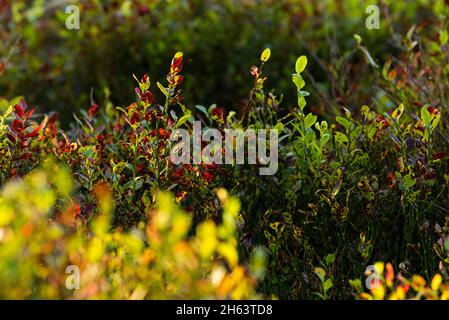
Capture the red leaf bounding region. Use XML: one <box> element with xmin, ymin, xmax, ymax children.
<box><xmin>27</xmin><ymin>125</ymin><xmax>41</xmax><ymax>138</ymax></box>
<box><xmin>11</xmin><ymin>119</ymin><xmax>23</xmax><ymax>132</ymax></box>
<box><xmin>14</xmin><ymin>103</ymin><xmax>25</xmax><ymax>118</ymax></box>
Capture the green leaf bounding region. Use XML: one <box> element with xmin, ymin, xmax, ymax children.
<box><xmin>334</xmin><ymin>132</ymin><xmax>349</xmax><ymax>145</ymax></box>
<box><xmin>294</xmin><ymin>141</ymin><xmax>304</xmax><ymax>155</ymax></box>
<box><xmin>349</xmin><ymin>126</ymin><xmax>362</xmax><ymax>142</ymax></box>
<box><xmin>320</xmin><ymin>133</ymin><xmax>331</xmax><ymax>146</ymax></box>
<box><xmin>349</xmin><ymin>279</ymin><xmax>363</xmax><ymax>292</ymax></box>
<box><xmin>324</xmin><ymin>253</ymin><xmax>336</xmax><ymax>266</ymax></box>
<box><xmin>304</xmin><ymin>113</ymin><xmax>317</xmax><ymax>129</ymax></box>
<box><xmin>323</xmin><ymin>278</ymin><xmax>333</xmax><ymax>292</ymax></box>
<box><xmin>403</xmin><ymin>174</ymin><xmax>416</xmax><ymax>188</ymax></box>
<box><xmin>123</xmin><ymin>178</ymin><xmax>143</xmax><ymax>191</ymax></box>
<box><xmin>421</xmin><ymin>106</ymin><xmax>431</xmax><ymax>126</ymax></box>
<box><xmin>176</xmin><ymin>112</ymin><xmax>192</xmax><ymax>128</ymax></box>
<box><xmin>227</xmin><ymin>111</ymin><xmax>236</xmax><ymax>122</ymax></box>
<box><xmin>78</xmin><ymin>145</ymin><xmax>96</xmax><ymax>159</ymax></box>
<box><xmin>116</xmin><ymin>106</ymin><xmax>127</xmax><ymax>114</ymax></box>
<box><xmin>297</xmin><ymin>95</ymin><xmax>307</xmax><ymax>110</ymax></box>
<box><xmin>431</xmin><ymin>113</ymin><xmax>441</xmax><ymax>130</ymax></box>
<box><xmin>157</xmin><ymin>82</ymin><xmax>168</xmax><ymax>97</ymax></box>
<box><xmin>274</xmin><ymin>122</ymin><xmax>284</xmax><ymax>133</ymax></box>
<box><xmin>292</xmin><ymin>74</ymin><xmax>305</xmax><ymax>90</ymax></box>
<box><xmin>440</xmin><ymin>31</ymin><xmax>448</xmax><ymax>46</ymax></box>
<box><xmin>305</xmin><ymin>129</ymin><xmax>316</xmax><ymax>145</ymax></box>
<box><xmin>295</xmin><ymin>55</ymin><xmax>308</xmax><ymax>73</ymax></box>
<box><xmin>444</xmin><ymin>239</ymin><xmax>449</xmax><ymax>252</ymax></box>
<box><xmin>261</xmin><ymin>48</ymin><xmax>271</xmax><ymax>62</ymax></box>
<box><xmin>336</xmin><ymin>116</ymin><xmax>351</xmax><ymax>132</ymax></box>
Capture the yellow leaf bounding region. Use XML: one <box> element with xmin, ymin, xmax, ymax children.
<box><xmin>360</xmin><ymin>292</ymin><xmax>373</xmax><ymax>300</ymax></box>
<box><xmin>175</xmin><ymin>191</ymin><xmax>187</xmax><ymax>204</ymax></box>
<box><xmin>218</xmin><ymin>242</ymin><xmax>238</xmax><ymax>267</ymax></box>
<box><xmin>87</xmin><ymin>237</ymin><xmax>104</xmax><ymax>262</ymax></box>
<box><xmin>412</xmin><ymin>275</ymin><xmax>426</xmax><ymax>288</ymax></box>
<box><xmin>216</xmin><ymin>188</ymin><xmax>228</xmax><ymax>203</ymax></box>
<box><xmin>174</xmin><ymin>52</ymin><xmax>184</xmax><ymax>59</ymax></box>
<box><xmin>392</xmin><ymin>103</ymin><xmax>404</xmax><ymax>121</ymax></box>
<box><xmin>197</xmin><ymin>221</ymin><xmax>218</xmax><ymax>258</ymax></box>
<box><xmin>0</xmin><ymin>205</ymin><xmax>13</xmax><ymax>226</ymax></box>
<box><xmin>431</xmin><ymin>274</ymin><xmax>442</xmax><ymax>291</ymax></box>
<box><xmin>295</xmin><ymin>55</ymin><xmax>308</xmax><ymax>73</ymax></box>
<box><xmin>260</xmin><ymin>48</ymin><xmax>271</xmax><ymax>62</ymax></box>
<box><xmin>314</xmin><ymin>267</ymin><xmax>326</xmax><ymax>279</ymax></box>
<box><xmin>374</xmin><ymin>262</ymin><xmax>384</xmax><ymax>275</ymax></box>
<box><xmin>441</xmin><ymin>290</ymin><xmax>449</xmax><ymax>300</ymax></box>
<box><xmin>389</xmin><ymin>286</ymin><xmax>406</xmax><ymax>300</ymax></box>
<box><xmin>372</xmin><ymin>283</ymin><xmax>385</xmax><ymax>300</ymax></box>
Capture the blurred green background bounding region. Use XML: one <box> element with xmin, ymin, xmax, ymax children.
<box><xmin>0</xmin><ymin>0</ymin><xmax>441</xmax><ymax>124</ymax></box>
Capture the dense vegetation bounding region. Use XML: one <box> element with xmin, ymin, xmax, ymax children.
<box><xmin>1</xmin><ymin>0</ymin><xmax>449</xmax><ymax>299</ymax></box>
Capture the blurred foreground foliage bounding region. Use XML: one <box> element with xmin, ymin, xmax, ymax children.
<box><xmin>355</xmin><ymin>262</ymin><xmax>449</xmax><ymax>300</ymax></box>
<box><xmin>0</xmin><ymin>161</ymin><xmax>264</xmax><ymax>299</ymax></box>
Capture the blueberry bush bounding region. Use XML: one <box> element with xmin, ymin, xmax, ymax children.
<box><xmin>0</xmin><ymin>0</ymin><xmax>449</xmax><ymax>300</ymax></box>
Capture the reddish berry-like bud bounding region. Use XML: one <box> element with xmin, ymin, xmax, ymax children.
<box><xmin>427</xmin><ymin>106</ymin><xmax>440</xmax><ymax>116</ymax></box>
<box><xmin>88</xmin><ymin>103</ymin><xmax>99</xmax><ymax>117</ymax></box>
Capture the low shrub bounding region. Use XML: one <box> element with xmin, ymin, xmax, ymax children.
<box><xmin>0</xmin><ymin>161</ymin><xmax>263</xmax><ymax>299</ymax></box>
<box><xmin>0</xmin><ymin>1</ymin><xmax>448</xmax><ymax>299</ymax></box>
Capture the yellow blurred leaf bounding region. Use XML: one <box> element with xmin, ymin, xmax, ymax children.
<box><xmin>431</xmin><ymin>274</ymin><xmax>442</xmax><ymax>291</ymax></box>
<box><xmin>260</xmin><ymin>48</ymin><xmax>271</xmax><ymax>62</ymax></box>
<box><xmin>218</xmin><ymin>242</ymin><xmax>238</xmax><ymax>267</ymax></box>
<box><xmin>372</xmin><ymin>283</ymin><xmax>385</xmax><ymax>300</ymax></box>
<box><xmin>374</xmin><ymin>262</ymin><xmax>384</xmax><ymax>275</ymax></box>
<box><xmin>0</xmin><ymin>205</ymin><xmax>13</xmax><ymax>226</ymax></box>
<box><xmin>197</xmin><ymin>221</ymin><xmax>218</xmax><ymax>258</ymax></box>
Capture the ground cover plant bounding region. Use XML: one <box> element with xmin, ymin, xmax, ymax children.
<box><xmin>0</xmin><ymin>0</ymin><xmax>449</xmax><ymax>300</ymax></box>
